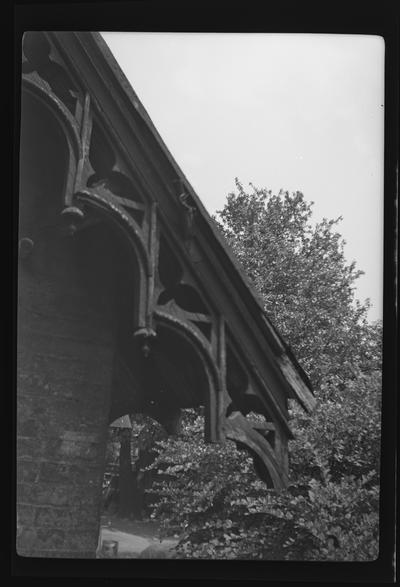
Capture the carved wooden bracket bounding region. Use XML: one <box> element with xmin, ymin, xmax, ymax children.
<box><xmin>224</xmin><ymin>411</ymin><xmax>288</xmax><ymax>490</ymax></box>
<box><xmin>22</xmin><ymin>32</ymin><xmax>81</xmax><ymax>118</ymax></box>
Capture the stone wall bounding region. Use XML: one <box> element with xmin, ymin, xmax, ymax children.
<box><xmin>16</xmin><ymin>86</ymin><xmax>124</xmax><ymax>557</ymax></box>
<box><xmin>17</xmin><ymin>231</ymin><xmax>116</xmax><ymax>557</ymax></box>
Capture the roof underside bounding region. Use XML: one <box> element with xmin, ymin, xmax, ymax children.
<box><xmin>64</xmin><ymin>32</ymin><xmax>316</xmax><ymax>414</ymax></box>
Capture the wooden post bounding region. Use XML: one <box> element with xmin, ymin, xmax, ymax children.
<box><xmin>118</xmin><ymin>428</ymin><xmax>136</xmax><ymax>518</ymax></box>
<box><xmin>217</xmin><ymin>315</ymin><xmax>229</xmax><ymax>441</ymax></box>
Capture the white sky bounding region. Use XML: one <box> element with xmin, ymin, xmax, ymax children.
<box><xmin>101</xmin><ymin>32</ymin><xmax>384</xmax><ymax>321</ymax></box>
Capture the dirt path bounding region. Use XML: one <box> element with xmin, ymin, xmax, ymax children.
<box><xmin>98</xmin><ymin>515</ymin><xmax>179</xmax><ymax>558</ymax></box>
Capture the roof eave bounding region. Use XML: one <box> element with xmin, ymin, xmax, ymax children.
<box><xmin>80</xmin><ymin>32</ymin><xmax>315</xmax><ymax>411</ymax></box>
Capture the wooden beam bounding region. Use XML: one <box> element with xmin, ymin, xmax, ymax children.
<box><xmin>277</xmin><ymin>354</ymin><xmax>317</xmax><ymax>413</ymax></box>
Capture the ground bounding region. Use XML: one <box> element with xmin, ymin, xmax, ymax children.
<box><xmin>98</xmin><ymin>514</ymin><xmax>179</xmax><ymax>558</ymax></box>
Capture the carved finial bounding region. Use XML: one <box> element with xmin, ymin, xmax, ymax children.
<box><xmin>133</xmin><ymin>327</ymin><xmax>157</xmax><ymax>358</ymax></box>
<box><xmin>60</xmin><ymin>206</ymin><xmax>85</xmax><ymax>236</ymax></box>
<box><xmin>174</xmin><ymin>179</ymin><xmax>196</xmax><ymax>239</ymax></box>
<box><xmin>18</xmin><ymin>237</ymin><xmax>34</xmax><ymax>259</ymax></box>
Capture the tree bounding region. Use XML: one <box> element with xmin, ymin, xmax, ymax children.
<box><xmin>215</xmin><ymin>179</ymin><xmax>381</xmax><ymax>386</ymax></box>
<box><xmin>145</xmin><ymin>181</ymin><xmax>382</xmax><ymax>560</ymax></box>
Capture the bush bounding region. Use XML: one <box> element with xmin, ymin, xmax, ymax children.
<box><xmin>146</xmin><ymin>366</ymin><xmax>381</xmax><ymax>561</ymax></box>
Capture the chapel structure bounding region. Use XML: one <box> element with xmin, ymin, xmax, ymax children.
<box><xmin>17</xmin><ymin>31</ymin><xmax>316</xmax><ymax>558</ymax></box>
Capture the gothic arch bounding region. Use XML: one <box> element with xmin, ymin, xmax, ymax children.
<box><xmin>21</xmin><ymin>78</ymin><xmax>82</xmax><ymax>175</ymax></box>
<box><xmin>19</xmin><ymin>84</ymin><xmax>76</xmax><ymax>240</ymax></box>
<box><xmin>154</xmin><ymin>310</ymin><xmax>221</xmax><ymax>442</ymax></box>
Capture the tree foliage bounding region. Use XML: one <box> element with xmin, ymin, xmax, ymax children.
<box><xmin>216</xmin><ymin>180</ymin><xmax>381</xmax><ymax>386</ymax></box>
<box><xmin>144</xmin><ymin>181</ymin><xmax>382</xmax><ymax>561</ymax></box>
